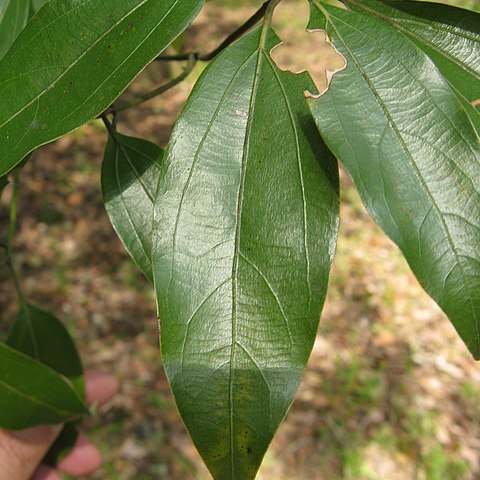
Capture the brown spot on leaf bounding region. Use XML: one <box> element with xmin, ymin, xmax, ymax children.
<box><xmin>472</xmin><ymin>99</ymin><xmax>480</xmax><ymax>108</ymax></box>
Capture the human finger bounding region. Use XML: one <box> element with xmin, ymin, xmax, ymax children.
<box><xmin>0</xmin><ymin>424</ymin><xmax>62</xmax><ymax>480</ymax></box>
<box><xmin>85</xmin><ymin>371</ymin><xmax>119</xmax><ymax>407</ymax></box>
<box><xmin>57</xmin><ymin>433</ymin><xmax>102</xmax><ymax>477</ymax></box>
<box><xmin>30</xmin><ymin>464</ymin><xmax>62</xmax><ymax>480</ymax></box>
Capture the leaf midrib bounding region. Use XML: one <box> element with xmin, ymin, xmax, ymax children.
<box><xmin>0</xmin><ymin>377</ymin><xmax>77</xmax><ymax>417</ymax></box>
<box><xmin>113</xmin><ymin>141</ymin><xmax>151</xmax><ymax>268</ymax></box>
<box><xmin>230</xmin><ymin>25</ymin><xmax>272</xmax><ymax>476</ymax></box>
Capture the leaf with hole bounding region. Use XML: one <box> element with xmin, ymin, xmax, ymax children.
<box><xmin>153</xmin><ymin>25</ymin><xmax>339</xmax><ymax>479</ymax></box>
<box><xmin>102</xmin><ymin>132</ymin><xmax>163</xmax><ymax>282</ymax></box>
<box><xmin>308</xmin><ymin>1</ymin><xmax>480</xmax><ymax>357</ymax></box>
<box><xmin>0</xmin><ymin>0</ymin><xmax>205</xmax><ymax>176</ymax></box>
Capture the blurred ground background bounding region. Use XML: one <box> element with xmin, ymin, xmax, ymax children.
<box><xmin>1</xmin><ymin>0</ymin><xmax>480</xmax><ymax>478</ymax></box>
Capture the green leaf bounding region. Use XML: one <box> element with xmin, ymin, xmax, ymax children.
<box><xmin>0</xmin><ymin>0</ymin><xmax>30</xmax><ymax>60</ymax></box>
<box><xmin>0</xmin><ymin>342</ymin><xmax>88</xmax><ymax>430</ymax></box>
<box><xmin>153</xmin><ymin>25</ymin><xmax>339</xmax><ymax>479</ymax></box>
<box><xmin>308</xmin><ymin>2</ymin><xmax>480</xmax><ymax>357</ymax></box>
<box><xmin>343</xmin><ymin>0</ymin><xmax>480</xmax><ymax>105</ymax></box>
<box><xmin>7</xmin><ymin>303</ymin><xmax>84</xmax><ymax>396</ymax></box>
<box><xmin>43</xmin><ymin>422</ymin><xmax>79</xmax><ymax>466</ymax></box>
<box><xmin>30</xmin><ymin>0</ymin><xmax>49</xmax><ymax>14</ymax></box>
<box><xmin>6</xmin><ymin>304</ymin><xmax>86</xmax><ymax>460</ymax></box>
<box><xmin>0</xmin><ymin>0</ymin><xmax>205</xmax><ymax>176</ymax></box>
<box><xmin>102</xmin><ymin>132</ymin><xmax>163</xmax><ymax>283</ymax></box>
<box><xmin>0</xmin><ymin>175</ymin><xmax>7</xmax><ymax>192</ymax></box>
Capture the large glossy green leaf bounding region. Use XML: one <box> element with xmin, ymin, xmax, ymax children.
<box><xmin>0</xmin><ymin>0</ymin><xmax>205</xmax><ymax>176</ymax></box>
<box><xmin>152</xmin><ymin>25</ymin><xmax>339</xmax><ymax>479</ymax></box>
<box><xmin>0</xmin><ymin>342</ymin><xmax>88</xmax><ymax>429</ymax></box>
<box><xmin>343</xmin><ymin>0</ymin><xmax>480</xmax><ymax>104</ymax></box>
<box><xmin>102</xmin><ymin>132</ymin><xmax>163</xmax><ymax>283</ymax></box>
<box><xmin>0</xmin><ymin>0</ymin><xmax>29</xmax><ymax>60</ymax></box>
<box><xmin>7</xmin><ymin>303</ymin><xmax>84</xmax><ymax>396</ymax></box>
<box><xmin>309</xmin><ymin>2</ymin><xmax>480</xmax><ymax>357</ymax></box>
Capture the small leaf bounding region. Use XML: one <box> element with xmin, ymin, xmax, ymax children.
<box><xmin>0</xmin><ymin>0</ymin><xmax>205</xmax><ymax>176</ymax></box>
<box><xmin>7</xmin><ymin>303</ymin><xmax>84</xmax><ymax>396</ymax></box>
<box><xmin>309</xmin><ymin>1</ymin><xmax>480</xmax><ymax>357</ymax></box>
<box><xmin>0</xmin><ymin>0</ymin><xmax>30</xmax><ymax>60</ymax></box>
<box><xmin>0</xmin><ymin>175</ymin><xmax>7</xmax><ymax>192</ymax></box>
<box><xmin>102</xmin><ymin>132</ymin><xmax>163</xmax><ymax>282</ymax></box>
<box><xmin>0</xmin><ymin>342</ymin><xmax>88</xmax><ymax>430</ymax></box>
<box><xmin>343</xmin><ymin>0</ymin><xmax>480</xmax><ymax>104</ymax></box>
<box><xmin>153</xmin><ymin>25</ymin><xmax>339</xmax><ymax>479</ymax></box>
<box><xmin>6</xmin><ymin>303</ymin><xmax>85</xmax><ymax>460</ymax></box>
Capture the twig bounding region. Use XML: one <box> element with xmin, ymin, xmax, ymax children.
<box><xmin>102</xmin><ymin>0</ymin><xmax>281</xmax><ymax>115</ymax></box>
<box><xmin>101</xmin><ymin>113</ymin><xmax>114</xmax><ymax>134</ymax></box>
<box><xmin>107</xmin><ymin>53</ymin><xmax>197</xmax><ymax>114</ymax></box>
<box><xmin>3</xmin><ymin>171</ymin><xmax>27</xmax><ymax>306</ymax></box>
<box><xmin>6</xmin><ymin>171</ymin><xmax>19</xmax><ymax>259</ymax></box>
<box><xmin>156</xmin><ymin>0</ymin><xmax>272</xmax><ymax>63</ymax></box>
<box><xmin>200</xmin><ymin>0</ymin><xmax>271</xmax><ymax>61</ymax></box>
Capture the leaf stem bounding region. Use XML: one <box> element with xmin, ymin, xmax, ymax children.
<box><xmin>107</xmin><ymin>53</ymin><xmax>197</xmax><ymax>114</ymax></box>
<box><xmin>3</xmin><ymin>171</ymin><xmax>27</xmax><ymax>307</ymax></box>
<box><xmin>6</xmin><ymin>171</ymin><xmax>20</xmax><ymax>259</ymax></box>
<box><xmin>199</xmin><ymin>0</ymin><xmax>272</xmax><ymax>61</ymax></box>
<box><xmin>100</xmin><ymin>113</ymin><xmax>116</xmax><ymax>137</ymax></box>
<box><xmin>6</xmin><ymin>259</ymin><xmax>26</xmax><ymax>307</ymax></box>
<box><xmin>105</xmin><ymin>0</ymin><xmax>283</xmax><ymax>115</ymax></box>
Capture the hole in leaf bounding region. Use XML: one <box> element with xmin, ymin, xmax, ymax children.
<box><xmin>472</xmin><ymin>99</ymin><xmax>480</xmax><ymax>109</ymax></box>
<box><xmin>270</xmin><ymin>0</ymin><xmax>347</xmax><ymax>98</ymax></box>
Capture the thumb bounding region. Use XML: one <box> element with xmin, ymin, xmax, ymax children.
<box><xmin>0</xmin><ymin>424</ymin><xmax>62</xmax><ymax>480</ymax></box>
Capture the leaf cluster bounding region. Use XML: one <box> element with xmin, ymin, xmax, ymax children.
<box><xmin>0</xmin><ymin>0</ymin><xmax>478</xmax><ymax>478</ymax></box>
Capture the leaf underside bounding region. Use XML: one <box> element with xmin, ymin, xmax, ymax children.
<box><xmin>102</xmin><ymin>132</ymin><xmax>163</xmax><ymax>283</ymax></box>
<box><xmin>309</xmin><ymin>1</ymin><xmax>480</xmax><ymax>358</ymax></box>
<box><xmin>343</xmin><ymin>0</ymin><xmax>480</xmax><ymax>104</ymax></box>
<box><xmin>153</xmin><ymin>25</ymin><xmax>339</xmax><ymax>479</ymax></box>
<box><xmin>0</xmin><ymin>0</ymin><xmax>205</xmax><ymax>176</ymax></box>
